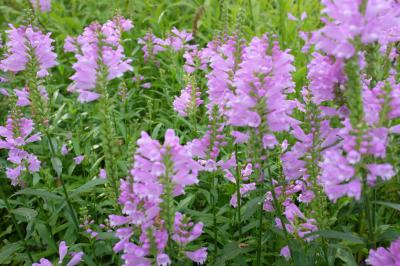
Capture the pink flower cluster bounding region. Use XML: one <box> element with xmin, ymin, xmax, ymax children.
<box><xmin>0</xmin><ymin>25</ymin><xmax>57</xmax><ymax>77</ymax></box>
<box><xmin>318</xmin><ymin>73</ymin><xmax>400</xmax><ymax>201</ymax></box>
<box><xmin>314</xmin><ymin>0</ymin><xmax>400</xmax><ymax>59</ymax></box>
<box><xmin>0</xmin><ymin>116</ymin><xmax>41</xmax><ymax>186</ymax></box>
<box><xmin>226</xmin><ymin>35</ymin><xmax>297</xmax><ymax>136</ymax></box>
<box><xmin>65</xmin><ymin>16</ymin><xmax>133</xmax><ymax>102</ymax></box>
<box><xmin>109</xmin><ymin>129</ymin><xmax>206</xmax><ymax>265</ymax></box>
<box><xmin>183</xmin><ymin>46</ymin><xmax>208</xmax><ymax>74</ymax></box>
<box><xmin>138</xmin><ymin>27</ymin><xmax>196</xmax><ymax>61</ymax></box>
<box><xmin>204</xmin><ymin>36</ymin><xmax>238</xmax><ymax>114</ymax></box>
<box><xmin>173</xmin><ymin>84</ymin><xmax>203</xmax><ymax>117</ymax></box>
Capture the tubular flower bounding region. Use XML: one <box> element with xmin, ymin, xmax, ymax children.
<box><xmin>366</xmin><ymin>238</ymin><xmax>400</xmax><ymax>266</ymax></box>
<box><xmin>0</xmin><ymin>116</ymin><xmax>41</xmax><ymax>186</ymax></box>
<box><xmin>0</xmin><ymin>25</ymin><xmax>57</xmax><ymax>77</ymax></box>
<box><xmin>109</xmin><ymin>129</ymin><xmax>205</xmax><ymax>265</ymax></box>
<box><xmin>15</xmin><ymin>87</ymin><xmax>31</xmax><ymax>107</ymax></box>
<box><xmin>185</xmin><ymin>248</ymin><xmax>208</xmax><ymax>265</ymax></box>
<box><xmin>65</xmin><ymin>16</ymin><xmax>133</xmax><ymax>103</ymax></box>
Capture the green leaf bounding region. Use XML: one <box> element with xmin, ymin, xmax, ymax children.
<box><xmin>13</xmin><ymin>188</ymin><xmax>63</xmax><ymax>201</ymax></box>
<box><xmin>0</xmin><ymin>242</ymin><xmax>23</xmax><ymax>264</ymax></box>
<box><xmin>305</xmin><ymin>230</ymin><xmax>365</xmax><ymax>244</ymax></box>
<box><xmin>51</xmin><ymin>157</ymin><xmax>63</xmax><ymax>177</ymax></box>
<box><xmin>151</xmin><ymin>123</ymin><xmax>163</xmax><ymax>139</ymax></box>
<box><xmin>12</xmin><ymin>207</ymin><xmax>38</xmax><ymax>222</ymax></box>
<box><xmin>0</xmin><ymin>225</ymin><xmax>13</xmax><ymax>238</ymax></box>
<box><xmin>215</xmin><ymin>241</ymin><xmax>251</xmax><ymax>264</ymax></box>
<box><xmin>242</xmin><ymin>196</ymin><xmax>263</xmax><ymax>221</ymax></box>
<box><xmin>176</xmin><ymin>194</ymin><xmax>194</xmax><ymax>210</ymax></box>
<box><xmin>35</xmin><ymin>222</ymin><xmax>58</xmax><ymax>252</ymax></box>
<box><xmin>70</xmin><ymin>178</ymin><xmax>107</xmax><ymax>198</ymax></box>
<box><xmin>376</xmin><ymin>225</ymin><xmax>400</xmax><ymax>242</ymax></box>
<box><xmin>373</xmin><ymin>201</ymin><xmax>400</xmax><ymax>211</ymax></box>
<box><xmin>336</xmin><ymin>248</ymin><xmax>358</xmax><ymax>266</ymax></box>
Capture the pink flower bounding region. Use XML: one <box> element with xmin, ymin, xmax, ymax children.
<box><xmin>66</xmin><ymin>252</ymin><xmax>84</xmax><ymax>266</ymax></box>
<box><xmin>15</xmin><ymin>87</ymin><xmax>30</xmax><ymax>107</ymax></box>
<box><xmin>99</xmin><ymin>168</ymin><xmax>107</xmax><ymax>179</ymax></box>
<box><xmin>61</xmin><ymin>144</ymin><xmax>69</xmax><ymax>155</ymax></box>
<box><xmin>231</xmin><ymin>131</ymin><xmax>249</xmax><ymax>144</ymax></box>
<box><xmin>366</xmin><ymin>163</ymin><xmax>395</xmax><ymax>185</ymax></box>
<box><xmin>280</xmin><ymin>246</ymin><xmax>291</xmax><ymax>260</ymax></box>
<box><xmin>30</xmin><ymin>0</ymin><xmax>51</xmax><ymax>12</ymax></box>
<box><xmin>157</xmin><ymin>253</ymin><xmax>171</xmax><ymax>266</ymax></box>
<box><xmin>32</xmin><ymin>259</ymin><xmax>52</xmax><ymax>266</ymax></box>
<box><xmin>366</xmin><ymin>238</ymin><xmax>400</xmax><ymax>265</ymax></box>
<box><xmin>73</xmin><ymin>155</ymin><xmax>84</xmax><ymax>165</ymax></box>
<box><xmin>185</xmin><ymin>247</ymin><xmax>208</xmax><ymax>265</ymax></box>
<box><xmin>141</xmin><ymin>82</ymin><xmax>152</xmax><ymax>89</ymax></box>
<box><xmin>59</xmin><ymin>241</ymin><xmax>68</xmax><ymax>264</ymax></box>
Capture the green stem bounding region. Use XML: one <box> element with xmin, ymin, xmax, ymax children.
<box><xmin>97</xmin><ymin>74</ymin><xmax>120</xmax><ymax>204</ymax></box>
<box><xmin>362</xmin><ymin>179</ymin><xmax>375</xmax><ymax>248</ymax></box>
<box><xmin>46</xmin><ymin>132</ymin><xmax>80</xmax><ymax>231</ymax></box>
<box><xmin>60</xmin><ymin>174</ymin><xmax>80</xmax><ymax>231</ymax></box>
<box><xmin>265</xmin><ymin>153</ymin><xmax>292</xmax><ymax>263</ymax></box>
<box><xmin>0</xmin><ymin>184</ymin><xmax>34</xmax><ymax>263</ymax></box>
<box><xmin>162</xmin><ymin>153</ymin><xmax>174</xmax><ymax>256</ymax></box>
<box><xmin>256</xmin><ymin>195</ymin><xmax>263</xmax><ymax>266</ymax></box>
<box><xmin>211</xmin><ymin>171</ymin><xmax>218</xmax><ymax>263</ymax></box>
<box><xmin>234</xmin><ymin>145</ymin><xmax>242</xmax><ymax>241</ymax></box>
<box><xmin>254</xmin><ymin>129</ymin><xmax>264</xmax><ymax>265</ymax></box>
<box><xmin>254</xmin><ymin>130</ymin><xmax>291</xmax><ymax>265</ymax></box>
